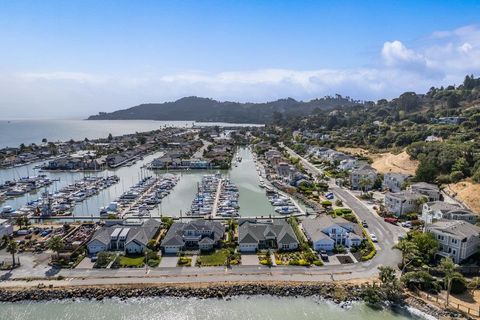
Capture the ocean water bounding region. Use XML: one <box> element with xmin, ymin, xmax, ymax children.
<box><xmin>0</xmin><ymin>296</ymin><xmax>424</xmax><ymax>320</ymax></box>
<box><xmin>0</xmin><ymin>119</ymin><xmax>262</xmax><ymax>148</ymax></box>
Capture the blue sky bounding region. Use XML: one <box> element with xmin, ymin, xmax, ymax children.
<box><xmin>0</xmin><ymin>0</ymin><xmax>479</xmax><ymax>118</ymax></box>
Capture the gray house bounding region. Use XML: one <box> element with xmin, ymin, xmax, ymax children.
<box><xmin>350</xmin><ymin>162</ymin><xmax>377</xmax><ymax>191</ymax></box>
<box><xmin>409</xmin><ymin>182</ymin><xmax>440</xmax><ymax>201</ymax></box>
<box><xmin>160</xmin><ymin>220</ymin><xmax>225</xmax><ymax>254</ymax></box>
<box><xmin>87</xmin><ymin>219</ymin><xmax>161</xmax><ymax>255</ymax></box>
<box><xmin>427</xmin><ymin>220</ymin><xmax>480</xmax><ymax>263</ymax></box>
<box><xmin>384</xmin><ymin>191</ymin><xmax>425</xmax><ymax>216</ymax></box>
<box><xmin>238</xmin><ymin>219</ymin><xmax>299</xmax><ymax>252</ymax></box>
<box><xmin>383</xmin><ymin>172</ymin><xmax>410</xmax><ymax>192</ymax></box>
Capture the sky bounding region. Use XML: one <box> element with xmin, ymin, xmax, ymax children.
<box><xmin>0</xmin><ymin>0</ymin><xmax>480</xmax><ymax>119</ymax></box>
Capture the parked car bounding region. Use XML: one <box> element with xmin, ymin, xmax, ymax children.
<box><xmin>362</xmin><ymin>220</ymin><xmax>368</xmax><ymax>228</ymax></box>
<box><xmin>384</xmin><ymin>217</ymin><xmax>398</xmax><ymax>225</ymax></box>
<box><xmin>90</xmin><ymin>256</ymin><xmax>98</xmax><ymax>262</ymax></box>
<box><xmin>401</xmin><ymin>221</ymin><xmax>412</xmax><ymax>228</ymax></box>
<box><xmin>320</xmin><ymin>250</ymin><xmax>329</xmax><ymax>262</ymax></box>
<box><xmin>370</xmin><ymin>233</ymin><xmax>378</xmax><ymax>242</ymax></box>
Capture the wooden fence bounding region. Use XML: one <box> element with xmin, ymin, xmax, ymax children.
<box><xmin>415</xmin><ymin>291</ymin><xmax>480</xmax><ymax>317</ymax></box>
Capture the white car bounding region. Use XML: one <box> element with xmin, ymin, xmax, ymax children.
<box><xmin>370</xmin><ymin>233</ymin><xmax>378</xmax><ymax>242</ymax></box>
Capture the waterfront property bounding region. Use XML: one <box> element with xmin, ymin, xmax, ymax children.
<box><xmin>302</xmin><ymin>216</ymin><xmax>363</xmax><ymax>251</ymax></box>
<box><xmin>426</xmin><ymin>220</ymin><xmax>480</xmax><ymax>264</ymax></box>
<box><xmin>238</xmin><ymin>219</ymin><xmax>299</xmax><ymax>252</ymax></box>
<box><xmin>160</xmin><ymin>220</ymin><xmax>225</xmax><ymax>254</ymax></box>
<box><xmin>87</xmin><ymin>219</ymin><xmax>161</xmax><ymax>254</ymax></box>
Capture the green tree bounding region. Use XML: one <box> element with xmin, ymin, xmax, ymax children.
<box><xmin>439</xmin><ymin>257</ymin><xmax>462</xmax><ymax>306</ymax></box>
<box><xmin>410</xmin><ymin>232</ymin><xmax>439</xmax><ymax>264</ymax></box>
<box><xmin>47</xmin><ymin>236</ymin><xmax>65</xmax><ymax>260</ymax></box>
<box><xmin>393</xmin><ymin>239</ymin><xmax>418</xmax><ymax>271</ymax></box>
<box><xmin>6</xmin><ymin>240</ymin><xmax>18</xmax><ymax>267</ymax></box>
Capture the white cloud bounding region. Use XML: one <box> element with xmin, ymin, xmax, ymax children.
<box><xmin>1</xmin><ymin>25</ymin><xmax>480</xmax><ymax>119</ymax></box>
<box><xmin>381</xmin><ymin>40</ymin><xmax>425</xmax><ymax>67</ymax></box>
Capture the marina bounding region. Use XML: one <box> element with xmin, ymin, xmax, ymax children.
<box><xmin>0</xmin><ymin>175</ymin><xmax>53</xmax><ymax>202</ymax></box>
<box><xmin>105</xmin><ymin>175</ymin><xmax>179</xmax><ymax>219</ymax></box>
<box><xmin>188</xmin><ymin>174</ymin><xmax>240</xmax><ymax>218</ymax></box>
<box><xmin>1</xmin><ymin>175</ymin><xmax>120</xmax><ymax>218</ymax></box>
<box><xmin>0</xmin><ymin>146</ymin><xmax>308</xmax><ymax>220</ymax></box>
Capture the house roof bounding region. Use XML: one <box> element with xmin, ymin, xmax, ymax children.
<box><xmin>160</xmin><ymin>220</ymin><xmax>225</xmax><ymax>248</ymax></box>
<box><xmin>88</xmin><ymin>219</ymin><xmax>161</xmax><ymax>248</ymax></box>
<box><xmin>428</xmin><ymin>220</ymin><xmax>480</xmax><ymax>239</ymax></box>
<box><xmin>238</xmin><ymin>220</ymin><xmax>299</xmax><ymax>246</ymax></box>
<box><xmin>302</xmin><ymin>216</ymin><xmax>362</xmax><ymax>243</ymax></box>
<box><xmin>426</xmin><ymin>201</ymin><xmax>460</xmax><ymax>213</ymax></box>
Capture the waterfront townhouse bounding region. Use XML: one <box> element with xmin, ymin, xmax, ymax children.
<box><xmin>160</xmin><ymin>220</ymin><xmax>225</xmax><ymax>254</ymax></box>
<box><xmin>238</xmin><ymin>219</ymin><xmax>299</xmax><ymax>252</ymax></box>
<box><xmin>383</xmin><ymin>172</ymin><xmax>410</xmax><ymax>193</ymax></box>
<box><xmin>426</xmin><ymin>220</ymin><xmax>480</xmax><ymax>264</ymax></box>
<box><xmin>302</xmin><ymin>216</ymin><xmax>363</xmax><ymax>251</ymax></box>
<box><xmin>420</xmin><ymin>201</ymin><xmax>477</xmax><ymax>224</ymax></box>
<box><xmin>350</xmin><ymin>162</ymin><xmax>377</xmax><ymax>191</ymax></box>
<box><xmin>408</xmin><ymin>182</ymin><xmax>440</xmax><ymax>201</ymax></box>
<box><xmin>384</xmin><ymin>190</ymin><xmax>425</xmax><ymax>216</ymax></box>
<box><xmin>87</xmin><ymin>219</ymin><xmax>161</xmax><ymax>255</ymax></box>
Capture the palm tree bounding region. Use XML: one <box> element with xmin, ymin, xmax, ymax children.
<box><xmin>6</xmin><ymin>240</ymin><xmax>18</xmax><ymax>268</ymax></box>
<box><xmin>440</xmin><ymin>257</ymin><xmax>462</xmax><ymax>307</ymax></box>
<box><xmin>393</xmin><ymin>239</ymin><xmax>418</xmax><ymax>272</ymax></box>
<box><xmin>359</xmin><ymin>177</ymin><xmax>372</xmax><ymax>195</ymax></box>
<box><xmin>47</xmin><ymin>236</ymin><xmax>65</xmax><ymax>260</ymax></box>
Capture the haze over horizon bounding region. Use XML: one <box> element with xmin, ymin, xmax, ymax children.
<box><xmin>1</xmin><ymin>0</ymin><xmax>480</xmax><ymax>119</ymax></box>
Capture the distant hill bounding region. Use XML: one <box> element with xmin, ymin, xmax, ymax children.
<box><xmin>87</xmin><ymin>96</ymin><xmax>361</xmax><ymax>124</ymax></box>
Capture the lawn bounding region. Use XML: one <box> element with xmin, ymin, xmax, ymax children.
<box><xmin>117</xmin><ymin>255</ymin><xmax>145</xmax><ymax>268</ymax></box>
<box><xmin>197</xmin><ymin>249</ymin><xmax>230</xmax><ymax>266</ymax></box>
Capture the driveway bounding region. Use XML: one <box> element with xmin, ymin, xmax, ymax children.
<box><xmin>75</xmin><ymin>256</ymin><xmax>95</xmax><ymax>269</ymax></box>
<box><xmin>241</xmin><ymin>253</ymin><xmax>260</xmax><ymax>266</ymax></box>
<box><xmin>158</xmin><ymin>255</ymin><xmax>178</xmax><ymax>268</ymax></box>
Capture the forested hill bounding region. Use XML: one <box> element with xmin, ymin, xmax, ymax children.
<box><xmin>87</xmin><ymin>96</ymin><xmax>361</xmax><ymax>124</ymax></box>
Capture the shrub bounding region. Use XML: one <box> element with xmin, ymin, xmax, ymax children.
<box><xmin>450</xmin><ymin>276</ymin><xmax>468</xmax><ymax>294</ymax></box>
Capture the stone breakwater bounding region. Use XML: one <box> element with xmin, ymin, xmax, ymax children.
<box><xmin>0</xmin><ymin>282</ymin><xmax>362</xmax><ymax>303</ymax></box>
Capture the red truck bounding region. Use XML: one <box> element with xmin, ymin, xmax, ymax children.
<box><xmin>384</xmin><ymin>217</ymin><xmax>398</xmax><ymax>225</ymax></box>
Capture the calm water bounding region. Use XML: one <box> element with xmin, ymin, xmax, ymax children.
<box><xmin>0</xmin><ymin>296</ymin><xmax>425</xmax><ymax>320</ymax></box>
<box><xmin>0</xmin><ymin>119</ymin><xmax>263</xmax><ymax>148</ymax></box>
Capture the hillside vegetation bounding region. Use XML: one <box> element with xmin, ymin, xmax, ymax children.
<box><xmin>88</xmin><ymin>95</ymin><xmax>359</xmax><ymax>124</ymax></box>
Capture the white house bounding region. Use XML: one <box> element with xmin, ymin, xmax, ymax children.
<box><xmin>302</xmin><ymin>216</ymin><xmax>363</xmax><ymax>251</ymax></box>
<box><xmin>421</xmin><ymin>201</ymin><xmax>477</xmax><ymax>224</ymax></box>
<box><xmin>383</xmin><ymin>172</ymin><xmax>410</xmax><ymax>193</ymax></box>
<box><xmin>87</xmin><ymin>219</ymin><xmax>161</xmax><ymax>255</ymax></box>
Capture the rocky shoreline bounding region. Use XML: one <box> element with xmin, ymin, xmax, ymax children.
<box><xmin>0</xmin><ymin>282</ymin><xmax>466</xmax><ymax>319</ymax></box>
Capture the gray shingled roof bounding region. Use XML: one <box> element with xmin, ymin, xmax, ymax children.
<box><xmin>428</xmin><ymin>220</ymin><xmax>480</xmax><ymax>239</ymax></box>
<box><xmin>160</xmin><ymin>220</ymin><xmax>225</xmax><ymax>248</ymax></box>
<box><xmin>238</xmin><ymin>220</ymin><xmax>299</xmax><ymax>246</ymax></box>
<box><xmin>89</xmin><ymin>219</ymin><xmax>161</xmax><ymax>248</ymax></box>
